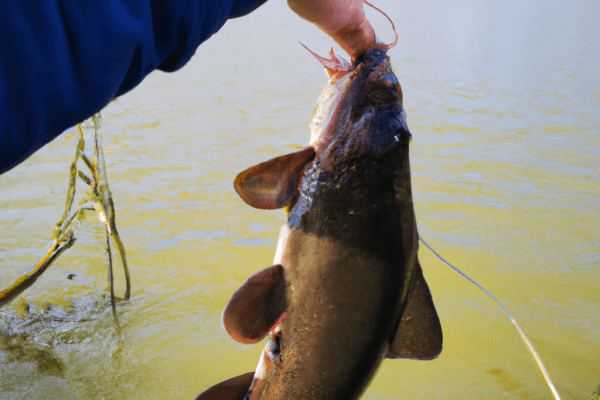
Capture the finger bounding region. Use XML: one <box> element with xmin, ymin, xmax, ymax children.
<box><xmin>288</xmin><ymin>0</ymin><xmax>377</xmax><ymax>59</ymax></box>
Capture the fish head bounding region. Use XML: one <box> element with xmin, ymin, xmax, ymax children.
<box><xmin>232</xmin><ymin>48</ymin><xmax>410</xmax><ymax>214</ymax></box>
<box><xmin>309</xmin><ymin>49</ymin><xmax>410</xmax><ymax>160</ymax></box>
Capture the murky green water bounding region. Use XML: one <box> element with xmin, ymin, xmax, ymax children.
<box><xmin>1</xmin><ymin>1</ymin><xmax>599</xmax><ymax>399</ymax></box>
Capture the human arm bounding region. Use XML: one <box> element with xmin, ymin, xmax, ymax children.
<box><xmin>0</xmin><ymin>0</ymin><xmax>261</xmax><ymax>174</ymax></box>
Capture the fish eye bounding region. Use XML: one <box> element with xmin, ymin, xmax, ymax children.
<box><xmin>380</xmin><ymin>74</ymin><xmax>398</xmax><ymax>85</ymax></box>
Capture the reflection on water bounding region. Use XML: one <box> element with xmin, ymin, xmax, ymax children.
<box><xmin>1</xmin><ymin>0</ymin><xmax>599</xmax><ymax>399</ymax></box>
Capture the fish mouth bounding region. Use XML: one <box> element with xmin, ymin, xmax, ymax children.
<box><xmin>301</xmin><ymin>0</ymin><xmax>399</xmax><ymax>156</ymax></box>
<box><xmin>299</xmin><ymin>43</ymin><xmax>360</xmax><ymax>155</ymax></box>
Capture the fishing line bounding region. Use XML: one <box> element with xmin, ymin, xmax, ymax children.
<box><xmin>419</xmin><ymin>237</ymin><xmax>561</xmax><ymax>400</ymax></box>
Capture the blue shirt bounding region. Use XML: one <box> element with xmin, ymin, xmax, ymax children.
<box><xmin>0</xmin><ymin>0</ymin><xmax>260</xmax><ymax>174</ymax></box>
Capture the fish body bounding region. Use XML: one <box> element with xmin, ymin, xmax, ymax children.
<box><xmin>197</xmin><ymin>49</ymin><xmax>442</xmax><ymax>400</ymax></box>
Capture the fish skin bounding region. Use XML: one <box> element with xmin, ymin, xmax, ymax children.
<box><xmin>197</xmin><ymin>48</ymin><xmax>442</xmax><ymax>400</ymax></box>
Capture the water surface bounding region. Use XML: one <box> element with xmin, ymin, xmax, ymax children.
<box><xmin>1</xmin><ymin>1</ymin><xmax>599</xmax><ymax>399</ymax></box>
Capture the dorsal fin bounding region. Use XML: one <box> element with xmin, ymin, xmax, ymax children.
<box><xmin>386</xmin><ymin>258</ymin><xmax>443</xmax><ymax>360</ymax></box>
<box><xmin>222</xmin><ymin>264</ymin><xmax>288</xmax><ymax>344</ymax></box>
<box><xmin>234</xmin><ymin>147</ymin><xmax>315</xmax><ymax>210</ymax></box>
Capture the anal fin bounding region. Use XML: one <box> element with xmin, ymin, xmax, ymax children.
<box><xmin>195</xmin><ymin>372</ymin><xmax>254</xmax><ymax>400</ymax></box>
<box><xmin>387</xmin><ymin>259</ymin><xmax>443</xmax><ymax>360</ymax></box>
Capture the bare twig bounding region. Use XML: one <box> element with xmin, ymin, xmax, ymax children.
<box><xmin>106</xmin><ymin>229</ymin><xmax>119</xmax><ymax>325</ymax></box>
<box><xmin>90</xmin><ymin>114</ymin><xmax>131</xmax><ymax>301</ymax></box>
<box><xmin>0</xmin><ymin>234</ymin><xmax>76</xmax><ymax>307</ymax></box>
<box><xmin>0</xmin><ymin>113</ymin><xmax>131</xmax><ymax>319</ymax></box>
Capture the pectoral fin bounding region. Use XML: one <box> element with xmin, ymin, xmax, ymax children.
<box><xmin>222</xmin><ymin>264</ymin><xmax>288</xmax><ymax>344</ymax></box>
<box><xmin>234</xmin><ymin>147</ymin><xmax>315</xmax><ymax>209</ymax></box>
<box><xmin>387</xmin><ymin>259</ymin><xmax>443</xmax><ymax>360</ymax></box>
<box><xmin>195</xmin><ymin>372</ymin><xmax>254</xmax><ymax>400</ymax></box>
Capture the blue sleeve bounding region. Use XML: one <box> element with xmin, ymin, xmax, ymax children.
<box><xmin>0</xmin><ymin>0</ymin><xmax>260</xmax><ymax>174</ymax></box>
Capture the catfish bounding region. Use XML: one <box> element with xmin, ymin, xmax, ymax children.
<box><xmin>197</xmin><ymin>45</ymin><xmax>442</xmax><ymax>400</ymax></box>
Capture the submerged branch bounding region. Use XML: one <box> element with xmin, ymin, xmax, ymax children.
<box><xmin>0</xmin><ymin>234</ymin><xmax>76</xmax><ymax>307</ymax></box>
<box><xmin>106</xmin><ymin>229</ymin><xmax>119</xmax><ymax>325</ymax></box>
<box><xmin>1</xmin><ymin>113</ymin><xmax>131</xmax><ymax>318</ymax></box>
<box><xmin>54</xmin><ymin>132</ymin><xmax>84</xmax><ymax>239</ymax></box>
<box><xmin>111</xmin><ymin>225</ymin><xmax>131</xmax><ymax>300</ymax></box>
<box><xmin>91</xmin><ymin>113</ymin><xmax>131</xmax><ymax>300</ymax></box>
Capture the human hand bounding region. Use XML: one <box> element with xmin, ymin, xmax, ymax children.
<box><xmin>287</xmin><ymin>0</ymin><xmax>377</xmax><ymax>60</ymax></box>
